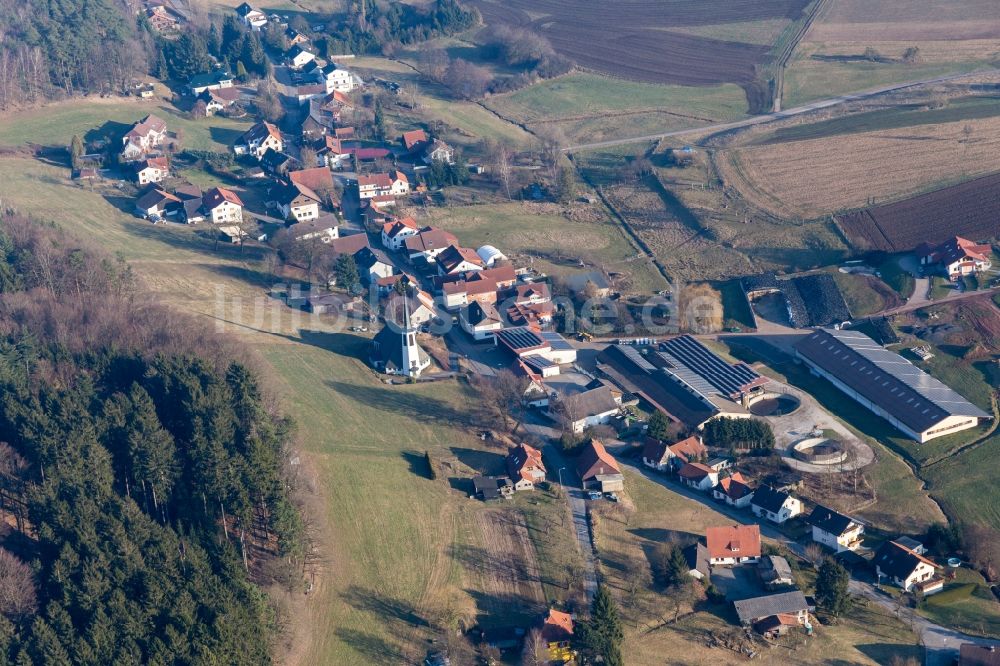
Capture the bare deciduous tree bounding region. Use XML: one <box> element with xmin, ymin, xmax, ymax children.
<box><xmin>0</xmin><ymin>548</ymin><xmax>37</xmax><ymax>621</ymax></box>
<box><xmin>520</xmin><ymin>628</ymin><xmax>546</xmax><ymax>666</ymax></box>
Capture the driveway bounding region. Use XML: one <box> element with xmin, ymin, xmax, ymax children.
<box><xmin>543</xmin><ymin>443</ymin><xmax>598</xmax><ymax>601</ymax></box>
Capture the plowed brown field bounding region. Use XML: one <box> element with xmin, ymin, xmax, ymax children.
<box><xmin>471</xmin><ymin>0</ymin><xmax>809</xmax><ymax>89</ymax></box>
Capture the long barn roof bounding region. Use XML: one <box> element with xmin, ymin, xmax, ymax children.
<box><xmin>795</xmin><ymin>328</ymin><xmax>989</xmax><ymax>434</ymax></box>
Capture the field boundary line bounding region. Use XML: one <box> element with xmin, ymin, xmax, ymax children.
<box><xmin>567</xmin><ymin>153</ymin><xmax>673</xmax><ymax>286</ymax></box>
<box><xmin>771</xmin><ymin>0</ymin><xmax>829</xmax><ymax>112</ymax></box>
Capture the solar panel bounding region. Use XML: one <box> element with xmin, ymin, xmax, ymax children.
<box><xmin>496</xmin><ymin>326</ymin><xmax>544</xmax><ymax>351</ymax></box>
<box><xmin>616</xmin><ymin>344</ymin><xmax>657</xmax><ymax>373</ymax></box>
<box><xmin>659</xmin><ymin>335</ymin><xmax>763</xmax><ymax>398</ymax></box>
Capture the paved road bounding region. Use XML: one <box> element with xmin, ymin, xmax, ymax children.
<box><xmin>881</xmin><ymin>284</ymin><xmax>1000</xmax><ymax>317</ymax></box>
<box><xmin>613</xmin><ymin>453</ymin><xmax>999</xmax><ymax>664</ymax></box>
<box><xmin>543</xmin><ymin>443</ymin><xmax>598</xmax><ymax>601</ymax></box>
<box><xmin>564</xmin><ymin>71</ymin><xmax>990</xmax><ymax>152</ymax></box>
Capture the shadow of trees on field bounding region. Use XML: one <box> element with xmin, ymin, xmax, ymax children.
<box><xmin>334</xmin><ymin>628</ymin><xmax>405</xmax><ymax>664</ymax></box>
<box><xmin>341</xmin><ymin>584</ymin><xmax>428</xmax><ymax>629</ymax></box>
<box><xmin>401</xmin><ymin>450</ymin><xmax>434</xmax><ymax>480</ymax></box>
<box><xmin>449</xmin><ymin>542</ymin><xmax>543</xmax><ymax>587</ymax></box>
<box><xmin>449</xmin><ymin>446</ymin><xmax>505</xmax><ymax>476</ymax></box>
<box><xmin>209</xmin><ymin>126</ymin><xmax>246</xmax><ymax>147</ymax></box>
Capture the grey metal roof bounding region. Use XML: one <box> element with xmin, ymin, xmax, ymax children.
<box><xmin>733</xmin><ymin>590</ymin><xmax>809</xmax><ymax>624</ymax></box>
<box><xmin>795</xmin><ymin>328</ymin><xmax>989</xmax><ymax>434</ymax></box>
<box><xmin>539</xmin><ymin>331</ymin><xmax>574</xmax><ymax>351</ymax></box>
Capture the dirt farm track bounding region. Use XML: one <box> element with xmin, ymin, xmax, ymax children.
<box><xmin>470</xmin><ymin>0</ymin><xmax>810</xmax><ymax>90</ymax></box>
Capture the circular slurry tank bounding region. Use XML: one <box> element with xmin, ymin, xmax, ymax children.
<box><xmin>748</xmin><ymin>392</ymin><xmax>801</xmax><ymax>417</ymax></box>
<box><xmin>792</xmin><ymin>437</ymin><xmax>848</xmax><ymax>465</ymax></box>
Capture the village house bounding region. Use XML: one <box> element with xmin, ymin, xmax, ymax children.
<box><xmin>261</xmin><ymin>149</ymin><xmax>297</xmax><ymax>177</ymax></box>
<box><xmin>188</xmin><ymin>70</ymin><xmax>234</xmax><ymax>96</ymax></box>
<box><xmin>405</xmin><ymin>227</ymin><xmax>459</xmax><ymax>263</ymax></box>
<box><xmin>506</xmin><ymin>443</ymin><xmax>546</xmax><ymax>491</ymax></box>
<box><xmin>641</xmin><ymin>434</ymin><xmax>706</xmax><ymax>472</ymax></box>
<box><xmin>808</xmin><ymin>505</ymin><xmax>864</xmax><ymax>553</ymax></box>
<box><xmin>286</xmin><ymin>44</ymin><xmax>316</xmax><ymax>69</ymax></box>
<box><xmin>200</xmin><ymin>187</ymin><xmax>244</xmax><ymax>224</ymax></box>
<box><xmin>134</xmin><ymin>187</ymin><xmax>180</xmax><ymax>219</ymax></box>
<box><xmin>289</xmin><ymin>167</ymin><xmax>336</xmax><ymax>205</ymax></box>
<box><xmin>550</xmin><ymin>386</ymin><xmax>621</xmax><ymax>434</ymax></box>
<box><xmin>443</xmin><ymin>277</ymin><xmax>497</xmax><ymax>310</ymax></box>
<box><xmin>317</xmin><ymin>135</ymin><xmax>352</xmax><ymax>169</ymax></box>
<box><xmin>960</xmin><ymin>644</ymin><xmax>1000</xmax><ymax>666</ymax></box>
<box><xmin>759</xmin><ymin>555</ymin><xmax>795</xmax><ymax>589</ymax></box>
<box><xmin>145</xmin><ymin>5</ymin><xmax>180</xmax><ymax>32</ymax></box>
<box><xmin>894</xmin><ymin>536</ymin><xmax>927</xmax><ymax>555</ymax></box>
<box><xmin>308</xmin><ymin>91</ymin><xmax>354</xmax><ymax>129</ymax></box>
<box><xmin>436</xmin><ymin>245</ymin><xmax>484</xmax><ymax>276</ymax></box>
<box><xmin>132</xmin><ymin>156</ymin><xmax>170</xmax><ymax>185</ymax></box>
<box><xmin>198</xmin><ymin>87</ymin><xmax>241</xmax><ymax>115</ymax></box>
<box><xmin>285</xmin><ymin>26</ymin><xmax>308</xmax><ymax>46</ymax></box>
<box><xmin>472</xmin><ymin>476</ymin><xmax>512</xmax><ymax>502</ymax></box>
<box><xmin>121</xmin><ymin>114</ymin><xmax>167</xmax><ymax>161</ymax></box>
<box><xmin>576</xmin><ymin>439</ymin><xmax>624</xmax><ymax>493</ymax></box>
<box><xmin>712</xmin><ymin>472</ymin><xmax>754</xmax><ymax>508</ymax></box>
<box><xmin>678</xmin><ymin>462</ymin><xmax>718</xmax><ymax>491</ymax></box>
<box><xmin>401</xmin><ymin>129</ymin><xmax>429</xmax><ymax>153</ymax></box>
<box><xmin>330</xmin><ymin>232</ymin><xmax>371</xmax><ymax>257</ymax></box>
<box><xmin>540</xmin><ymin>609</ymin><xmax>574</xmax><ymax>664</ymax></box>
<box><xmin>460</xmin><ymin>301</ymin><xmax>503</xmax><ymax>341</ymax></box>
<box><xmin>291</xmin><ymin>215</ymin><xmax>338</xmax><ymax>243</ymax></box>
<box><xmin>272</xmin><ymin>181</ymin><xmax>321</xmax><ymax>222</ymax></box>
<box><xmin>305</xmin><ymin>292</ymin><xmax>359</xmax><ymax>315</ymax></box>
<box><xmin>872</xmin><ymin>541</ymin><xmax>942</xmax><ymax>594</ymax></box>
<box><xmin>235</xmin><ymin>2</ymin><xmax>267</xmax><ymax>29</ymax></box>
<box><xmin>422</xmin><ymin>139</ymin><xmax>455</xmax><ymax>165</ymax></box>
<box><xmin>381</xmin><ymin>217</ymin><xmax>419</xmax><ymax>251</ymax></box>
<box><xmin>733</xmin><ymin>591</ymin><xmax>810</xmax><ymax>635</ymax></box>
<box><xmin>919</xmin><ymin>236</ymin><xmax>993</xmax><ymax>281</ymax></box>
<box><xmin>358</xmin><ymin>171</ymin><xmax>409</xmax><ymax>200</ymax></box>
<box><xmin>751</xmin><ymin>485</ymin><xmax>803</xmax><ymax>524</ymax></box>
<box><xmin>234</xmin><ymin>122</ymin><xmax>283</xmax><ymax>160</ymax></box>
<box><xmin>354</xmin><ymin>247</ymin><xmax>395</xmax><ymax>284</ymax></box>
<box><xmin>306</xmin><ymin>61</ymin><xmax>357</xmax><ymax>93</ymax></box>
<box><xmin>706</xmin><ymin>524</ymin><xmax>761</xmax><ymax>565</ymax></box>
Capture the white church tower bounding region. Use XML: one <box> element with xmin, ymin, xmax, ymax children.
<box><xmin>370</xmin><ymin>284</ymin><xmax>431</xmax><ymax>378</ymax></box>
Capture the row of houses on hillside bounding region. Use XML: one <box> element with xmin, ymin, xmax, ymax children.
<box><xmin>134</xmin><ymin>183</ymin><xmax>244</xmax><ymax>224</ymax></box>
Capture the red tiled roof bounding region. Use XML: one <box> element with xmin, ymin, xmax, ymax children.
<box><xmin>706</xmin><ymin>524</ymin><xmax>761</xmax><ymax>560</ymax></box>
<box><xmin>203</xmin><ymin>186</ymin><xmax>244</xmax><ymax>209</ymax></box>
<box><xmin>669</xmin><ymin>435</ymin><xmax>706</xmax><ymax>463</ymax></box>
<box><xmin>678</xmin><ymin>462</ymin><xmax>714</xmax><ymax>480</ymax></box>
<box><xmin>717</xmin><ymin>473</ymin><xmax>753</xmax><ymax>500</ymax></box>
<box><xmin>404</xmin><ymin>227</ymin><xmax>458</xmax><ymax>253</ymax></box>
<box><xmin>540</xmin><ymin>609</ymin><xmax>573</xmax><ymax>643</ymax></box>
<box><xmin>330</xmin><ymin>233</ymin><xmax>370</xmax><ymax>256</ymax></box>
<box><xmin>402</xmin><ymin>129</ymin><xmax>429</xmax><ymax>151</ymax></box>
<box><xmin>358</xmin><ymin>173</ymin><xmax>392</xmax><ymax>189</ymax></box>
<box><xmin>289</xmin><ymin>167</ymin><xmax>334</xmax><ymax>192</ymax></box>
<box><xmin>576</xmin><ymin>439</ymin><xmax>621</xmax><ymax>481</ymax></box>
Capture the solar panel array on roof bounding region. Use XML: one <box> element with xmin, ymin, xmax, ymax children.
<box><xmin>795</xmin><ymin>328</ymin><xmax>989</xmax><ymax>434</ymax></box>
<box><xmin>616</xmin><ymin>344</ymin><xmax>657</xmax><ymax>373</ymax></box>
<box><xmin>523</xmin><ymin>355</ymin><xmax>556</xmax><ymax>372</ymax></box>
<box><xmin>659</xmin><ymin>335</ymin><xmax>764</xmax><ymax>399</ymax></box>
<box><xmin>496</xmin><ymin>327</ymin><xmax>545</xmax><ymax>351</ymax></box>
<box><xmin>539</xmin><ymin>331</ymin><xmax>574</xmax><ymax>351</ymax></box>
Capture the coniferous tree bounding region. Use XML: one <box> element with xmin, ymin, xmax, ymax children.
<box><xmin>68</xmin><ymin>135</ymin><xmax>84</xmax><ymax>169</ymax></box>
<box><xmin>815</xmin><ymin>558</ymin><xmax>850</xmax><ymax>617</ymax></box>
<box><xmin>576</xmin><ymin>586</ymin><xmax>624</xmax><ymax>666</ymax></box>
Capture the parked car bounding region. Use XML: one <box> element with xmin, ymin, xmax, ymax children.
<box><xmin>587</xmin><ymin>491</ymin><xmax>602</xmax><ymax>500</ymax></box>
<box><xmin>605</xmin><ymin>492</ymin><xmax>619</xmax><ymax>502</ymax></box>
